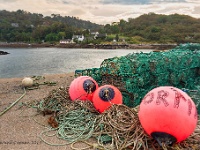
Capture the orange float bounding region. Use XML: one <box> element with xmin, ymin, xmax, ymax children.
<box><xmin>69</xmin><ymin>76</ymin><xmax>98</xmax><ymax>101</ymax></box>
<box><xmin>92</xmin><ymin>85</ymin><xmax>122</xmax><ymax>113</ymax></box>
<box><xmin>138</xmin><ymin>86</ymin><xmax>198</xmax><ymax>146</ymax></box>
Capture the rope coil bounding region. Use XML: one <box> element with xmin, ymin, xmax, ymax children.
<box><xmin>20</xmin><ymin>87</ymin><xmax>200</xmax><ymax>150</ymax></box>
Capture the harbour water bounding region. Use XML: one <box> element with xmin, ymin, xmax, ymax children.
<box><xmin>0</xmin><ymin>48</ymin><xmax>153</xmax><ymax>78</ymax></box>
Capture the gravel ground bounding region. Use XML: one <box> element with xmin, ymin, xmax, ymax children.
<box><xmin>0</xmin><ymin>73</ymin><xmax>96</xmax><ymax>150</ymax></box>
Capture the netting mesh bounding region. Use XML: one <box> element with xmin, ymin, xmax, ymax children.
<box><xmin>75</xmin><ymin>43</ymin><xmax>200</xmax><ymax>114</ymax></box>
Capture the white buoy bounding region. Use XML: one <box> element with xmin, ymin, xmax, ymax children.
<box><xmin>22</xmin><ymin>77</ymin><xmax>34</xmax><ymax>87</ymax></box>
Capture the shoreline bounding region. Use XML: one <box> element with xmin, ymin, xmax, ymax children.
<box><xmin>0</xmin><ymin>72</ymin><xmax>73</xmax><ymax>79</ymax></box>
<box><xmin>0</xmin><ymin>43</ymin><xmax>177</xmax><ymax>50</ymax></box>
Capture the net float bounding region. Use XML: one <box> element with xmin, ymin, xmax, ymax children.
<box><xmin>138</xmin><ymin>86</ymin><xmax>198</xmax><ymax>146</ymax></box>
<box><xmin>92</xmin><ymin>85</ymin><xmax>122</xmax><ymax>113</ymax></box>
<box><xmin>69</xmin><ymin>76</ymin><xmax>98</xmax><ymax>101</ymax></box>
<box><xmin>22</xmin><ymin>77</ymin><xmax>34</xmax><ymax>87</ymax></box>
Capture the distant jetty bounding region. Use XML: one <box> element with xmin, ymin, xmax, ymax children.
<box><xmin>0</xmin><ymin>42</ymin><xmax>177</xmax><ymax>50</ymax></box>
<box><xmin>0</xmin><ymin>50</ymin><xmax>9</xmax><ymax>55</ymax></box>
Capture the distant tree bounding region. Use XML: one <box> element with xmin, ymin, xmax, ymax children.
<box><xmin>83</xmin><ymin>29</ymin><xmax>90</xmax><ymax>36</ymax></box>
<box><xmin>45</xmin><ymin>33</ymin><xmax>59</xmax><ymax>42</ymax></box>
<box><xmin>118</xmin><ymin>19</ymin><xmax>127</xmax><ymax>33</ymax></box>
<box><xmin>58</xmin><ymin>32</ymin><xmax>66</xmax><ymax>39</ymax></box>
<box><xmin>115</xmin><ymin>34</ymin><xmax>119</xmax><ymax>42</ymax></box>
<box><xmin>110</xmin><ymin>25</ymin><xmax>119</xmax><ymax>34</ymax></box>
<box><xmin>65</xmin><ymin>28</ymin><xmax>73</xmax><ymax>39</ymax></box>
<box><xmin>104</xmin><ymin>24</ymin><xmax>112</xmax><ymax>34</ymax></box>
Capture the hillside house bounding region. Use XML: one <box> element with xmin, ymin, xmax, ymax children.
<box><xmin>90</xmin><ymin>32</ymin><xmax>99</xmax><ymax>39</ymax></box>
<box><xmin>96</xmin><ymin>33</ymin><xmax>107</xmax><ymax>39</ymax></box>
<box><xmin>59</xmin><ymin>39</ymin><xmax>73</xmax><ymax>44</ymax></box>
<box><xmin>11</xmin><ymin>23</ymin><xmax>19</xmax><ymax>27</ymax></box>
<box><xmin>72</xmin><ymin>34</ymin><xmax>84</xmax><ymax>42</ymax></box>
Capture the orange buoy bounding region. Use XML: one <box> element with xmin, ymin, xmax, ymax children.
<box><xmin>69</xmin><ymin>76</ymin><xmax>98</xmax><ymax>101</ymax></box>
<box><xmin>92</xmin><ymin>85</ymin><xmax>122</xmax><ymax>113</ymax></box>
<box><xmin>138</xmin><ymin>86</ymin><xmax>198</xmax><ymax>146</ymax></box>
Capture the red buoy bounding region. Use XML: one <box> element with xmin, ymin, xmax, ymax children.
<box><xmin>138</xmin><ymin>86</ymin><xmax>198</xmax><ymax>145</ymax></box>
<box><xmin>69</xmin><ymin>76</ymin><xmax>98</xmax><ymax>101</ymax></box>
<box><xmin>92</xmin><ymin>85</ymin><xmax>123</xmax><ymax>113</ymax></box>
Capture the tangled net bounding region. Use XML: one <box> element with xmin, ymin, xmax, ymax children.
<box><xmin>22</xmin><ymin>87</ymin><xmax>200</xmax><ymax>150</ymax></box>
<box><xmin>19</xmin><ymin>43</ymin><xmax>200</xmax><ymax>149</ymax></box>
<box><xmin>75</xmin><ymin>43</ymin><xmax>200</xmax><ymax>113</ymax></box>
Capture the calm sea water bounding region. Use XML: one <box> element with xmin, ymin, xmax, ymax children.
<box><xmin>0</xmin><ymin>48</ymin><xmax>153</xmax><ymax>78</ymax></box>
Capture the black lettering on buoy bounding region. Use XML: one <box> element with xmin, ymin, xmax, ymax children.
<box><xmin>143</xmin><ymin>93</ymin><xmax>154</xmax><ymax>105</ymax></box>
<box><xmin>156</xmin><ymin>90</ymin><xmax>169</xmax><ymax>107</ymax></box>
<box><xmin>173</xmin><ymin>90</ymin><xmax>187</xmax><ymax>108</ymax></box>
<box><xmin>83</xmin><ymin>79</ymin><xmax>96</xmax><ymax>94</ymax></box>
<box><xmin>171</xmin><ymin>88</ymin><xmax>194</xmax><ymax>117</ymax></box>
<box><xmin>187</xmin><ymin>99</ymin><xmax>192</xmax><ymax>116</ymax></box>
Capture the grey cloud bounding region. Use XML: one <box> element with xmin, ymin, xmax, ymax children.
<box><xmin>100</xmin><ymin>0</ymin><xmax>186</xmax><ymax>5</ymax></box>
<box><xmin>1</xmin><ymin>0</ymin><xmax>20</xmax><ymax>2</ymax></box>
<box><xmin>61</xmin><ymin>0</ymin><xmax>69</xmax><ymax>4</ymax></box>
<box><xmin>100</xmin><ymin>0</ymin><xmax>150</xmax><ymax>4</ymax></box>
<box><xmin>56</xmin><ymin>0</ymin><xmax>97</xmax><ymax>5</ymax></box>
<box><xmin>46</xmin><ymin>0</ymin><xmax>69</xmax><ymax>4</ymax></box>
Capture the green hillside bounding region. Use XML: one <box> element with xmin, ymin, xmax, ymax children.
<box><xmin>104</xmin><ymin>13</ymin><xmax>200</xmax><ymax>44</ymax></box>
<box><xmin>1</xmin><ymin>10</ymin><xmax>200</xmax><ymax>44</ymax></box>
<box><xmin>0</xmin><ymin>10</ymin><xmax>102</xmax><ymax>42</ymax></box>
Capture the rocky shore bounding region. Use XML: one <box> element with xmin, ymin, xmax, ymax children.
<box><xmin>0</xmin><ymin>50</ymin><xmax>9</xmax><ymax>55</ymax></box>
<box><xmin>0</xmin><ymin>42</ymin><xmax>177</xmax><ymax>50</ymax></box>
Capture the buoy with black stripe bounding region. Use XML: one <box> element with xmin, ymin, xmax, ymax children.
<box><xmin>69</xmin><ymin>76</ymin><xmax>98</xmax><ymax>101</ymax></box>
<box><xmin>92</xmin><ymin>85</ymin><xmax>122</xmax><ymax>113</ymax></box>
<box><xmin>138</xmin><ymin>86</ymin><xmax>197</xmax><ymax>146</ymax></box>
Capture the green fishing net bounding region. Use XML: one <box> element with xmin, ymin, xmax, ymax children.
<box><xmin>75</xmin><ymin>43</ymin><xmax>200</xmax><ymax>114</ymax></box>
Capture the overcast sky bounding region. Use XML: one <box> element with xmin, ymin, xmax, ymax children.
<box><xmin>0</xmin><ymin>0</ymin><xmax>200</xmax><ymax>24</ymax></box>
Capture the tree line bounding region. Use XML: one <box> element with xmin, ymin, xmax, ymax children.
<box><xmin>106</xmin><ymin>13</ymin><xmax>200</xmax><ymax>44</ymax></box>
<box><xmin>0</xmin><ymin>10</ymin><xmax>200</xmax><ymax>44</ymax></box>
<box><xmin>0</xmin><ymin>10</ymin><xmax>102</xmax><ymax>43</ymax></box>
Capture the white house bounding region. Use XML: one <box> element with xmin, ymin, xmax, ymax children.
<box><xmin>11</xmin><ymin>23</ymin><xmax>19</xmax><ymax>27</ymax></box>
<box><xmin>72</xmin><ymin>34</ymin><xmax>84</xmax><ymax>42</ymax></box>
<box><xmin>59</xmin><ymin>39</ymin><xmax>72</xmax><ymax>44</ymax></box>
<box><xmin>90</xmin><ymin>32</ymin><xmax>99</xmax><ymax>39</ymax></box>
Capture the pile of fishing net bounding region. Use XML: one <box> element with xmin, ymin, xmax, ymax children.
<box><xmin>27</xmin><ymin>87</ymin><xmax>199</xmax><ymax>150</ymax></box>
<box><xmin>22</xmin><ymin>43</ymin><xmax>200</xmax><ymax>149</ymax></box>
<box><xmin>75</xmin><ymin>43</ymin><xmax>200</xmax><ymax>114</ymax></box>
